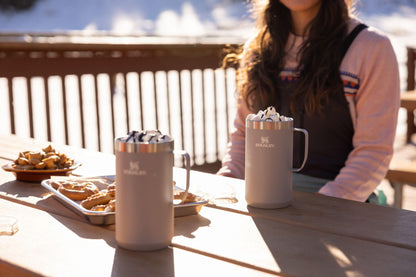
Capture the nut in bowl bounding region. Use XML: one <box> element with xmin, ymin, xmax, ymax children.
<box><xmin>2</xmin><ymin>144</ymin><xmax>81</xmax><ymax>182</ymax></box>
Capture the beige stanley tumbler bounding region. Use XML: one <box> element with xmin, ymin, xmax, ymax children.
<box><xmin>245</xmin><ymin>118</ymin><xmax>308</xmax><ymax>209</ymax></box>
<box><xmin>115</xmin><ymin>130</ymin><xmax>190</xmax><ymax>251</ymax></box>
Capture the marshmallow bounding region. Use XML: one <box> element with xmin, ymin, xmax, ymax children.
<box><xmin>123</xmin><ymin>130</ymin><xmax>171</xmax><ymax>143</ymax></box>
<box><xmin>247</xmin><ymin>106</ymin><xmax>290</xmax><ymax>122</ymax></box>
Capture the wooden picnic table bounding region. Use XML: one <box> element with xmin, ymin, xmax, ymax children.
<box><xmin>0</xmin><ymin>134</ymin><xmax>416</xmax><ymax>276</ymax></box>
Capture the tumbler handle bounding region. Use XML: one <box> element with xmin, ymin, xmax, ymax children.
<box><xmin>292</xmin><ymin>128</ymin><xmax>309</xmax><ymax>172</ymax></box>
<box><xmin>173</xmin><ymin>150</ymin><xmax>191</xmax><ymax>204</ymax></box>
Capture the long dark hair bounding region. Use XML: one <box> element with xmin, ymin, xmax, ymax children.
<box><xmin>226</xmin><ymin>0</ymin><xmax>354</xmax><ymax>114</ymax></box>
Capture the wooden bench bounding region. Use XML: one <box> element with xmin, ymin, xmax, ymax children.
<box><xmin>385</xmin><ymin>46</ymin><xmax>416</xmax><ymax>208</ymax></box>
<box><xmin>386</xmin><ymin>143</ymin><xmax>416</xmax><ymax>208</ymax></box>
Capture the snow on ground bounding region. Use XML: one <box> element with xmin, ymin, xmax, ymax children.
<box><xmin>0</xmin><ymin>0</ymin><xmax>253</xmax><ymax>37</ymax></box>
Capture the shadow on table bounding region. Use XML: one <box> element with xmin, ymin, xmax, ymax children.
<box><xmin>0</xmin><ymin>174</ymin><xmax>208</xmax><ymax>276</ymax></box>
<box><xmin>37</xmin><ymin>211</ymin><xmax>176</xmax><ymax>276</ymax></box>
<box><xmin>0</xmin><ymin>179</ymin><xmax>89</xmax><ymax>222</ymax></box>
<box><xmin>247</xmin><ymin>205</ymin><xmax>392</xmax><ymax>277</ymax></box>
<box><xmin>0</xmin><ymin>179</ymin><xmax>47</xmax><ymax>198</ymax></box>
<box><xmin>110</xmin><ymin>213</ymin><xmax>210</xmax><ymax>276</ymax></box>
<box><xmin>111</xmin><ymin>247</ymin><xmax>175</xmax><ymax>276</ymax></box>
<box><xmin>174</xmin><ymin>213</ymin><xmax>211</xmax><ymax>238</ymax></box>
<box><xmin>42</xmin><ymin>205</ymin><xmax>209</xmax><ymax>276</ymax></box>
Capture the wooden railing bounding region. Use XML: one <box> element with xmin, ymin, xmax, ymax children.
<box><xmin>0</xmin><ymin>33</ymin><xmax>243</xmax><ymax>172</ymax></box>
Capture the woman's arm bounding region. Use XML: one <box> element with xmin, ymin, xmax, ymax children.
<box><xmin>319</xmin><ymin>28</ymin><xmax>400</xmax><ymax>201</ymax></box>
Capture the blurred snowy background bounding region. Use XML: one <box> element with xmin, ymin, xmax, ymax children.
<box><xmin>0</xmin><ymin>0</ymin><xmax>415</xmax><ymax>88</ymax></box>
<box><xmin>0</xmin><ymin>0</ymin><xmax>415</xmax><ymax>146</ymax></box>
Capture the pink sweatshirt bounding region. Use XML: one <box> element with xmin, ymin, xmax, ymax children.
<box><xmin>217</xmin><ymin>19</ymin><xmax>401</xmax><ymax>202</ymax></box>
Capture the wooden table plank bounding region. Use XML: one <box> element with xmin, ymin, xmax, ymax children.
<box><xmin>0</xmin><ymin>156</ymin><xmax>102</xmax><ymax>223</ymax></box>
<box><xmin>2</xmin><ymin>197</ymin><xmax>416</xmax><ymax>277</ymax></box>
<box><xmin>2</xmin><ymin>134</ymin><xmax>416</xmax><ymax>252</ymax></box>
<box><xmin>174</xmin><ymin>169</ymin><xmax>416</xmax><ymax>250</ymax></box>
<box><xmin>0</xmin><ymin>134</ymin><xmax>116</xmax><ymax>221</ymax></box>
<box><xmin>0</xmin><ymin>199</ymin><xmax>277</xmax><ymax>277</ymax></box>
<box><xmin>174</xmin><ymin>205</ymin><xmax>416</xmax><ymax>277</ymax></box>
<box><xmin>1</xmin><ymin>133</ymin><xmax>416</xmax><ymax>275</ymax></box>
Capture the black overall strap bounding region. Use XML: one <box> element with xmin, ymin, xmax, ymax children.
<box><xmin>340</xmin><ymin>23</ymin><xmax>368</xmax><ymax>60</ymax></box>
<box><xmin>293</xmin><ymin>23</ymin><xmax>369</xmax><ymax>179</ymax></box>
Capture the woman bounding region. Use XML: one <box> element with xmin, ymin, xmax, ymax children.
<box><xmin>217</xmin><ymin>0</ymin><xmax>400</xmax><ymax>202</ymax></box>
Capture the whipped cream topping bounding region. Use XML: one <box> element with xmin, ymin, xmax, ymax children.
<box><xmin>247</xmin><ymin>106</ymin><xmax>290</xmax><ymax>122</ymax></box>
<box><xmin>122</xmin><ymin>130</ymin><xmax>172</xmax><ymax>143</ymax></box>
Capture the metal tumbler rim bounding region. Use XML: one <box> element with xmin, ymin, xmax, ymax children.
<box><xmin>246</xmin><ymin>117</ymin><xmax>293</xmax><ymax>130</ymax></box>
<box><xmin>115</xmin><ymin>138</ymin><xmax>174</xmax><ymax>153</ymax></box>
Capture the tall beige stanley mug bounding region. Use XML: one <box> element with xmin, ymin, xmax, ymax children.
<box><xmin>245</xmin><ymin>107</ymin><xmax>308</xmax><ymax>209</ymax></box>
<box><xmin>115</xmin><ymin>130</ymin><xmax>190</xmax><ymax>251</ymax></box>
